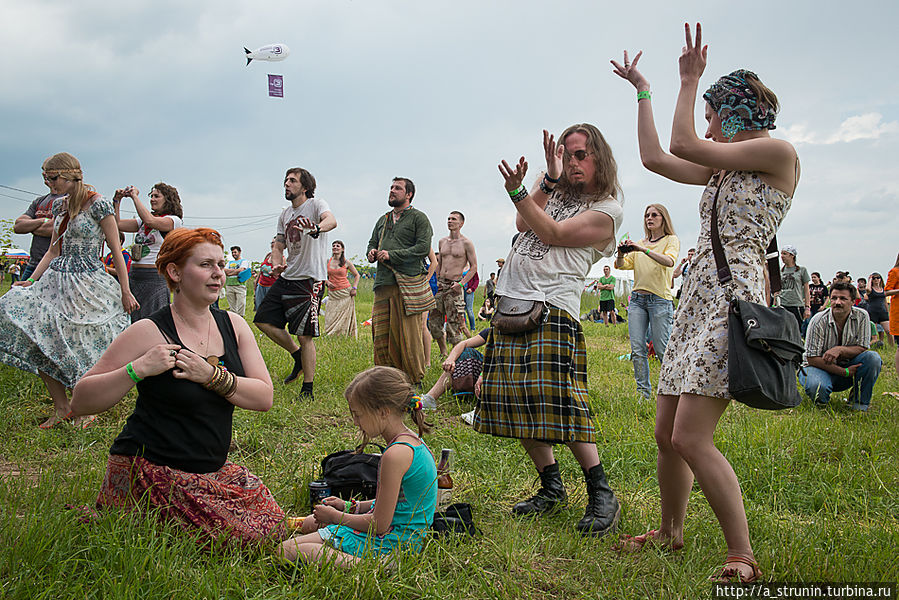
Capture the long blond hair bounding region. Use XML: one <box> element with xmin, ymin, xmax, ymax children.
<box><xmin>642</xmin><ymin>203</ymin><xmax>676</xmax><ymax>239</ymax></box>
<box><xmin>42</xmin><ymin>152</ymin><xmax>96</xmax><ymax>219</ymax></box>
<box><xmin>345</xmin><ymin>366</ymin><xmax>432</xmax><ymax>450</ymax></box>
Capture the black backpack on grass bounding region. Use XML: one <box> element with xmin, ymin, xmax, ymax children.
<box><xmin>319</xmin><ymin>444</ymin><xmax>382</xmax><ymax>500</ymax></box>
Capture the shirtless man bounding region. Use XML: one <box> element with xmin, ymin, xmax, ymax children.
<box><xmin>428</xmin><ymin>211</ymin><xmax>478</xmax><ymax>354</ymax></box>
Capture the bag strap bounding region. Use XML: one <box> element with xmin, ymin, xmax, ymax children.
<box><xmin>709</xmin><ymin>172</ymin><xmax>782</xmax><ymax>293</ymax></box>
<box><xmin>377</xmin><ymin>211</ymin><xmax>391</xmax><ymax>250</ymax></box>
<box><xmin>376</xmin><ymin>210</ymin><xmax>401</xmax><ymax>276</ymax></box>
<box><xmin>354</xmin><ymin>441</ymin><xmax>387</xmax><ymax>455</ymax></box>
<box><xmin>766</xmin><ymin>238</ymin><xmax>782</xmax><ymax>294</ymax></box>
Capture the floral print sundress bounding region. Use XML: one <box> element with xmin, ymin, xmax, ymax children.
<box><xmin>0</xmin><ymin>196</ymin><xmax>130</xmax><ymax>388</ymax></box>
<box><xmin>657</xmin><ymin>171</ymin><xmax>792</xmax><ymax>399</ymax></box>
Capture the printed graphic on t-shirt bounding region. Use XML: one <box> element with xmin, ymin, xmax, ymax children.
<box><xmin>286</xmin><ymin>215</ymin><xmax>304</xmax><ymax>244</ymax></box>
<box><xmin>513</xmin><ymin>196</ymin><xmax>582</xmax><ymax>261</ymax></box>
<box><xmin>131</xmin><ymin>229</ymin><xmax>159</xmax><ymax>261</ymax></box>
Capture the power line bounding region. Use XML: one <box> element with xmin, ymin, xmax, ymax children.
<box><xmin>0</xmin><ymin>184</ymin><xmax>40</xmax><ymax>196</ymax></box>
<box><xmin>215</xmin><ymin>215</ymin><xmax>276</xmax><ymax>231</ymax></box>
<box><xmin>0</xmin><ymin>192</ymin><xmax>31</xmax><ymax>203</ymax></box>
<box><xmin>188</xmin><ymin>212</ymin><xmax>281</xmax><ymax>220</ymax></box>
<box><xmin>217</xmin><ymin>222</ymin><xmax>277</xmax><ymax>236</ymax></box>
<box><xmin>0</xmin><ymin>183</ymin><xmax>282</xmax><ymax>221</ymax></box>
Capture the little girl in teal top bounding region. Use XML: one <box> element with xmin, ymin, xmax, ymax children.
<box><xmin>279</xmin><ymin>366</ymin><xmax>438</xmax><ymax>567</ymax></box>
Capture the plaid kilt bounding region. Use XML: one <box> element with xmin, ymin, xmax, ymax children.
<box><xmin>473</xmin><ymin>307</ymin><xmax>595</xmax><ymax>443</ymax></box>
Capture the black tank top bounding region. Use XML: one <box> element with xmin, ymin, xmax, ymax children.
<box><xmin>109</xmin><ymin>306</ymin><xmax>245</xmax><ymax>473</ymax></box>
<box><xmin>867</xmin><ymin>289</ymin><xmax>888</xmax><ymax>312</ymax></box>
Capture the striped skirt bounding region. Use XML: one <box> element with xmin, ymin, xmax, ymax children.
<box><xmin>473</xmin><ymin>307</ymin><xmax>596</xmax><ymax>443</ymax></box>
<box><xmin>97</xmin><ymin>454</ymin><xmax>286</xmax><ymax>547</ymax></box>
<box><xmin>129</xmin><ymin>268</ymin><xmax>170</xmax><ymax>323</ymax></box>
<box><xmin>324</xmin><ymin>286</ymin><xmax>358</xmax><ymax>338</ymax></box>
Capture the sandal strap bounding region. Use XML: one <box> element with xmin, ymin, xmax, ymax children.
<box><xmin>718</xmin><ymin>555</ymin><xmax>761</xmax><ymax>583</ymax></box>
<box><xmin>629</xmin><ymin>529</ymin><xmax>659</xmax><ymax>543</ymax></box>
<box><xmin>616</xmin><ymin>529</ymin><xmax>684</xmax><ymax>553</ymax></box>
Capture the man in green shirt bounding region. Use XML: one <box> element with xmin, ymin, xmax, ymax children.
<box><xmin>598</xmin><ymin>265</ymin><xmax>617</xmax><ymax>325</ymax></box>
<box><xmin>366</xmin><ymin>177</ymin><xmax>433</xmax><ymax>384</ymax></box>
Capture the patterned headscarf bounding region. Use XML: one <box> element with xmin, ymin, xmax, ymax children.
<box><xmin>703</xmin><ymin>69</ymin><xmax>776</xmax><ymax>140</ymax></box>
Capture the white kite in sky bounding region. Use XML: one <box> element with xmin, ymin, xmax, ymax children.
<box><xmin>244</xmin><ymin>44</ymin><xmax>290</xmax><ymax>65</ymax></box>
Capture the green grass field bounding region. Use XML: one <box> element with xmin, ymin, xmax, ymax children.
<box><xmin>0</xmin><ymin>279</ymin><xmax>896</xmax><ymax>599</ymax></box>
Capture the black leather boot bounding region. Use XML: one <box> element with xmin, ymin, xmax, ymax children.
<box><xmin>511</xmin><ymin>462</ymin><xmax>568</xmax><ymax>516</ymax></box>
<box><xmin>576</xmin><ymin>463</ymin><xmax>621</xmax><ymax>536</ymax></box>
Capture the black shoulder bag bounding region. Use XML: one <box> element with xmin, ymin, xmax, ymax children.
<box><xmin>709</xmin><ymin>172</ymin><xmax>804</xmax><ymax>410</ymax></box>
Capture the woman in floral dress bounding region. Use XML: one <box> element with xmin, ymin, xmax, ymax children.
<box><xmin>611</xmin><ymin>24</ymin><xmax>799</xmax><ymax>582</ymax></box>
<box><xmin>0</xmin><ymin>153</ymin><xmax>138</xmax><ymax>428</ymax></box>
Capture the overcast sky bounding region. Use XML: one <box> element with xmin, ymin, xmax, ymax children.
<box><xmin>2</xmin><ymin>0</ymin><xmax>897</xmax><ymax>284</ymax></box>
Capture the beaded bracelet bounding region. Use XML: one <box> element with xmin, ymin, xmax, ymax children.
<box><xmin>637</xmin><ymin>90</ymin><xmax>652</xmax><ymax>101</ymax></box>
<box><xmin>125</xmin><ymin>362</ymin><xmax>142</xmax><ymax>383</ymax></box>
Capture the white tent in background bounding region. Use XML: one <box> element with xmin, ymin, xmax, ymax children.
<box><xmin>1</xmin><ymin>248</ymin><xmax>29</xmax><ymax>259</ymax></box>
<box><xmin>586</xmin><ymin>258</ymin><xmax>633</xmax><ymax>305</ymax></box>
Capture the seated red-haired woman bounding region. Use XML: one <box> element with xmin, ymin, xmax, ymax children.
<box><xmin>72</xmin><ymin>227</ymin><xmax>285</xmax><ymax>547</ymax></box>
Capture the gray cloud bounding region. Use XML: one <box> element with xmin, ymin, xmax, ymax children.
<box><xmin>2</xmin><ymin>0</ymin><xmax>898</xmax><ymax>285</ymax></box>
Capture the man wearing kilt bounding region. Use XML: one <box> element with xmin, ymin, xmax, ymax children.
<box><xmin>478</xmin><ymin>125</ymin><xmax>624</xmax><ymax>536</ymax></box>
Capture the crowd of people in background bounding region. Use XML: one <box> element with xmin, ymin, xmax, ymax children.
<box><xmin>1</xmin><ymin>23</ymin><xmax>897</xmax><ymax>584</ymax></box>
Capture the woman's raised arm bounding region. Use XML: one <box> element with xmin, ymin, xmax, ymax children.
<box><xmin>611</xmin><ymin>50</ymin><xmax>712</xmax><ymax>185</ymax></box>
<box><xmin>669</xmin><ymin>23</ymin><xmax>798</xmax><ymax>189</ymax></box>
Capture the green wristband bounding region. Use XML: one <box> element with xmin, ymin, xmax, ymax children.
<box><xmin>27</xmin><ymin>277</ymin><xmax>36</xmax><ymax>283</ymax></box>
<box><xmin>344</xmin><ymin>500</ymin><xmax>352</xmax><ymax>513</ymax></box>
<box><xmin>637</xmin><ymin>90</ymin><xmax>652</xmax><ymax>101</ymax></box>
<box><xmin>844</xmin><ymin>368</ymin><xmax>850</xmax><ymax>377</ymax></box>
<box><xmin>126</xmin><ymin>362</ymin><xmax>142</xmax><ymax>383</ymax></box>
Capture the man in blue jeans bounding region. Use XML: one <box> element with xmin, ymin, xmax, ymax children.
<box><xmin>799</xmin><ymin>281</ymin><xmax>882</xmax><ymax>411</ymax></box>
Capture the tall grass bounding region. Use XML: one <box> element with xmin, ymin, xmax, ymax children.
<box><xmin>0</xmin><ymin>279</ymin><xmax>896</xmax><ymax>599</ymax></box>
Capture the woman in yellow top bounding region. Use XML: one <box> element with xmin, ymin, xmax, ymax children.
<box><xmin>614</xmin><ymin>204</ymin><xmax>679</xmax><ymax>399</ymax></box>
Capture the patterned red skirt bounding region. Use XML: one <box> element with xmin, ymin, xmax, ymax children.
<box><xmin>97</xmin><ymin>454</ymin><xmax>286</xmax><ymax>547</ymax></box>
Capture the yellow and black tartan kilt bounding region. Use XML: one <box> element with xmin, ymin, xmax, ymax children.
<box><xmin>473</xmin><ymin>307</ymin><xmax>595</xmax><ymax>444</ymax></box>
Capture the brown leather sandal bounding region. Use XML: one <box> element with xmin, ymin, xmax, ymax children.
<box><xmin>615</xmin><ymin>529</ymin><xmax>684</xmax><ymax>553</ymax></box>
<box><xmin>710</xmin><ymin>555</ymin><xmax>762</xmax><ymax>583</ymax></box>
